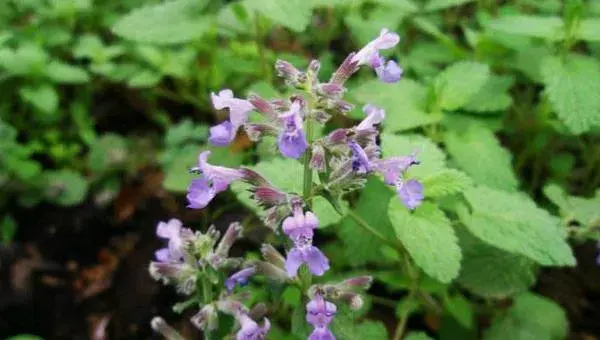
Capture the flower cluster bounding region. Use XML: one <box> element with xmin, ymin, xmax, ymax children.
<box><xmin>150</xmin><ymin>28</ymin><xmax>420</xmax><ymax>340</ymax></box>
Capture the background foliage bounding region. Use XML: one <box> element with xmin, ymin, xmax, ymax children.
<box><xmin>1</xmin><ymin>0</ymin><xmax>600</xmax><ymax>339</ymax></box>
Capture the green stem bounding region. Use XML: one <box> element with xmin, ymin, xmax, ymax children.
<box><xmin>254</xmin><ymin>11</ymin><xmax>269</xmax><ymax>80</ymax></box>
<box><xmin>303</xmin><ymin>106</ymin><xmax>315</xmax><ymax>206</ymax></box>
<box><xmin>201</xmin><ymin>277</ymin><xmax>213</xmax><ymax>340</ymax></box>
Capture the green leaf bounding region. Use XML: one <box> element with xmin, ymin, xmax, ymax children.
<box><xmin>575</xmin><ymin>18</ymin><xmax>600</xmax><ymax>42</ymax></box>
<box><xmin>1</xmin><ymin>215</ymin><xmax>17</xmax><ymax>244</ymax></box>
<box><xmin>405</xmin><ymin>332</ymin><xmax>435</xmax><ymax>340</ymax></box>
<box><xmin>339</xmin><ymin>178</ymin><xmax>396</xmax><ymax>266</ymax></box>
<box><xmin>6</xmin><ymin>335</ymin><xmax>44</xmax><ymax>340</ymax></box>
<box><xmin>44</xmin><ymin>170</ymin><xmax>89</xmax><ymax>206</ymax></box>
<box><xmin>352</xmin><ymin>79</ymin><xmax>441</xmax><ymax>132</ymax></box>
<box><xmin>425</xmin><ymin>0</ymin><xmax>475</xmax><ymax>11</ymax></box>
<box><xmin>444</xmin><ymin>294</ymin><xmax>474</xmax><ymax>329</ymax></box>
<box><xmin>381</xmin><ymin>133</ymin><xmax>447</xmax><ymax>179</ymax></box>
<box><xmin>0</xmin><ymin>44</ymin><xmax>48</xmax><ymax>76</ymax></box>
<box><xmin>488</xmin><ymin>15</ymin><xmax>565</xmax><ymax>40</ymax></box>
<box><xmin>127</xmin><ymin>69</ymin><xmax>162</xmax><ymax>88</ymax></box>
<box><xmin>19</xmin><ymin>84</ymin><xmax>59</xmax><ymax>115</ymax></box>
<box><xmin>421</xmin><ymin>169</ymin><xmax>473</xmax><ymax>198</ymax></box>
<box><xmin>444</xmin><ymin>124</ymin><xmax>518</xmax><ymax>192</ymax></box>
<box><xmin>88</xmin><ymin>133</ymin><xmax>127</xmax><ymax>173</ymax></box>
<box><xmin>112</xmin><ymin>0</ymin><xmax>210</xmax><ymax>45</ymax></box>
<box><xmin>457</xmin><ymin>226</ymin><xmax>536</xmax><ymax>298</ymax></box>
<box><xmin>230</xmin><ymin>158</ymin><xmax>344</xmax><ymax>227</ymax></box>
<box><xmin>388</xmin><ymin>201</ymin><xmax>461</xmax><ymax>283</ymax></box>
<box><xmin>434</xmin><ymin>61</ymin><xmax>490</xmax><ymax>111</ymax></box>
<box><xmin>244</xmin><ymin>0</ymin><xmax>312</xmax><ymax>32</ymax></box>
<box><xmin>45</xmin><ymin>60</ymin><xmax>89</xmax><ymax>84</ymax></box>
<box><xmin>165</xmin><ymin>119</ymin><xmax>209</xmax><ymax>146</ymax></box>
<box><xmin>331</xmin><ymin>308</ymin><xmax>388</xmax><ymax>340</ymax></box>
<box><xmin>460</xmin><ymin>186</ymin><xmax>576</xmax><ymax>266</ymax></box>
<box><xmin>484</xmin><ymin>293</ymin><xmax>568</xmax><ymax>340</ymax></box>
<box><xmin>463</xmin><ymin>75</ymin><xmax>514</xmax><ymax>113</ymax></box>
<box><xmin>543</xmin><ymin>184</ymin><xmax>600</xmax><ymax>227</ymax></box>
<box><xmin>541</xmin><ymin>54</ymin><xmax>600</xmax><ymax>134</ymax></box>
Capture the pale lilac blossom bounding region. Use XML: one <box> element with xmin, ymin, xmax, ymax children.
<box><xmin>396</xmin><ymin>179</ymin><xmax>424</xmax><ymax>210</ymax></box>
<box><xmin>225</xmin><ymin>267</ymin><xmax>256</xmax><ymax>292</ymax></box>
<box><xmin>278</xmin><ymin>100</ymin><xmax>308</xmax><ymax>159</ymax></box>
<box><xmin>282</xmin><ymin>209</ymin><xmax>330</xmax><ymax>277</ymax></box>
<box><xmin>209</xmin><ymin>89</ymin><xmax>255</xmax><ymax>146</ymax></box>
<box><xmin>187</xmin><ymin>151</ymin><xmax>244</xmax><ymax>209</ymax></box>
<box><xmin>306</xmin><ymin>295</ymin><xmax>337</xmax><ymax>340</ymax></box>
<box><xmin>355</xmin><ymin>104</ymin><xmax>385</xmax><ymax>131</ymax></box>
<box><xmin>236</xmin><ymin>313</ymin><xmax>270</xmax><ymax>340</ymax></box>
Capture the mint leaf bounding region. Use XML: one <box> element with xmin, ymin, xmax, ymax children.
<box><xmin>444</xmin><ymin>124</ymin><xmax>518</xmax><ymax>192</ymax></box>
<box><xmin>19</xmin><ymin>84</ymin><xmax>59</xmax><ymax>115</ymax></box>
<box><xmin>425</xmin><ymin>0</ymin><xmax>474</xmax><ymax>11</ymax></box>
<box><xmin>388</xmin><ymin>201</ymin><xmax>461</xmax><ymax>283</ymax></box>
<box><xmin>112</xmin><ymin>0</ymin><xmax>210</xmax><ymax>45</ymax></box>
<box><xmin>457</xmin><ymin>227</ymin><xmax>536</xmax><ymax>298</ymax></box>
<box><xmin>434</xmin><ymin>61</ymin><xmax>490</xmax><ymax>111</ymax></box>
<box><xmin>421</xmin><ymin>169</ymin><xmax>473</xmax><ymax>198</ymax></box>
<box><xmin>244</xmin><ymin>0</ymin><xmax>312</xmax><ymax>32</ymax></box>
<box><xmin>339</xmin><ymin>178</ymin><xmax>396</xmax><ymax>266</ymax></box>
<box><xmin>331</xmin><ymin>308</ymin><xmax>388</xmax><ymax>340</ymax></box>
<box><xmin>463</xmin><ymin>75</ymin><xmax>514</xmax><ymax>113</ymax></box>
<box><xmin>45</xmin><ymin>61</ymin><xmax>89</xmax><ymax>84</ymax></box>
<box><xmin>405</xmin><ymin>332</ymin><xmax>435</xmax><ymax>340</ymax></box>
<box><xmin>543</xmin><ymin>184</ymin><xmax>600</xmax><ymax>227</ymax></box>
<box><xmin>484</xmin><ymin>293</ymin><xmax>568</xmax><ymax>340</ymax></box>
<box><xmin>44</xmin><ymin>170</ymin><xmax>89</xmax><ymax>206</ymax></box>
<box><xmin>488</xmin><ymin>15</ymin><xmax>564</xmax><ymax>40</ymax></box>
<box><xmin>352</xmin><ymin>79</ymin><xmax>441</xmax><ymax>132</ymax></box>
<box><xmin>460</xmin><ymin>186</ymin><xmax>576</xmax><ymax>266</ymax></box>
<box><xmin>541</xmin><ymin>54</ymin><xmax>600</xmax><ymax>134</ymax></box>
<box><xmin>575</xmin><ymin>18</ymin><xmax>600</xmax><ymax>42</ymax></box>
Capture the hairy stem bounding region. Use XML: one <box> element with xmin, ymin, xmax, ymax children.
<box><xmin>201</xmin><ymin>277</ymin><xmax>213</xmax><ymax>340</ymax></box>
<box><xmin>303</xmin><ymin>107</ymin><xmax>315</xmax><ymax>206</ymax></box>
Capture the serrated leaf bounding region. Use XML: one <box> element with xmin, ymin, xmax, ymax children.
<box><xmin>460</xmin><ymin>186</ymin><xmax>576</xmax><ymax>266</ymax></box>
<box><xmin>388</xmin><ymin>201</ymin><xmax>461</xmax><ymax>283</ymax></box>
<box><xmin>543</xmin><ymin>184</ymin><xmax>600</xmax><ymax>227</ymax></box>
<box><xmin>381</xmin><ymin>133</ymin><xmax>447</xmax><ymax>179</ymax></box>
<box><xmin>463</xmin><ymin>75</ymin><xmax>514</xmax><ymax>113</ymax></box>
<box><xmin>484</xmin><ymin>293</ymin><xmax>568</xmax><ymax>340</ymax></box>
<box><xmin>352</xmin><ymin>79</ymin><xmax>441</xmax><ymax>132</ymax></box>
<box><xmin>434</xmin><ymin>61</ymin><xmax>490</xmax><ymax>111</ymax></box>
<box><xmin>244</xmin><ymin>0</ymin><xmax>312</xmax><ymax>32</ymax></box>
<box><xmin>421</xmin><ymin>169</ymin><xmax>473</xmax><ymax>198</ymax></box>
<box><xmin>457</xmin><ymin>227</ymin><xmax>536</xmax><ymax>298</ymax></box>
<box><xmin>331</xmin><ymin>308</ymin><xmax>388</xmax><ymax>340</ymax></box>
<box><xmin>230</xmin><ymin>158</ymin><xmax>345</xmax><ymax>227</ymax></box>
<box><xmin>45</xmin><ymin>60</ymin><xmax>89</xmax><ymax>84</ymax></box>
<box><xmin>575</xmin><ymin>18</ymin><xmax>600</xmax><ymax>42</ymax></box>
<box><xmin>444</xmin><ymin>124</ymin><xmax>518</xmax><ymax>191</ymax></box>
<box><xmin>112</xmin><ymin>0</ymin><xmax>210</xmax><ymax>45</ymax></box>
<box><xmin>488</xmin><ymin>15</ymin><xmax>565</xmax><ymax>40</ymax></box>
<box><xmin>44</xmin><ymin>170</ymin><xmax>89</xmax><ymax>206</ymax></box>
<box><xmin>339</xmin><ymin>178</ymin><xmax>396</xmax><ymax>266</ymax></box>
<box><xmin>425</xmin><ymin>0</ymin><xmax>474</xmax><ymax>11</ymax></box>
<box><xmin>541</xmin><ymin>54</ymin><xmax>600</xmax><ymax>134</ymax></box>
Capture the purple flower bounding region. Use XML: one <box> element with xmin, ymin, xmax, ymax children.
<box><xmin>351</xmin><ymin>29</ymin><xmax>400</xmax><ymax>66</ymax></box>
<box><xmin>278</xmin><ymin>100</ymin><xmax>308</xmax><ymax>159</ymax></box>
<box><xmin>236</xmin><ymin>314</ymin><xmax>270</xmax><ymax>340</ymax></box>
<box><xmin>370</xmin><ymin>52</ymin><xmax>403</xmax><ymax>83</ymax></box>
<box><xmin>225</xmin><ymin>267</ymin><xmax>256</xmax><ymax>292</ymax></box>
<box><xmin>306</xmin><ymin>295</ymin><xmax>337</xmax><ymax>340</ymax></box>
<box><xmin>348</xmin><ymin>141</ymin><xmax>373</xmax><ymax>174</ymax></box>
<box><xmin>306</xmin><ymin>295</ymin><xmax>337</xmax><ymax>328</ymax></box>
<box><xmin>209</xmin><ymin>121</ymin><xmax>235</xmax><ymax>146</ymax></box>
<box><xmin>209</xmin><ymin>89</ymin><xmax>254</xmax><ymax>146</ymax></box>
<box><xmin>396</xmin><ymin>179</ymin><xmax>424</xmax><ymax>210</ymax></box>
<box><xmin>155</xmin><ymin>219</ymin><xmax>192</xmax><ymax>262</ymax></box>
<box><xmin>309</xmin><ymin>327</ymin><xmax>336</xmax><ymax>340</ymax></box>
<box><xmin>355</xmin><ymin>104</ymin><xmax>385</xmax><ymax>132</ymax></box>
<box><xmin>187</xmin><ymin>151</ymin><xmax>244</xmax><ymax>209</ymax></box>
<box><xmin>282</xmin><ymin>210</ymin><xmax>330</xmax><ymax>277</ymax></box>
<box><xmin>374</xmin><ymin>152</ymin><xmax>419</xmax><ymax>185</ymax></box>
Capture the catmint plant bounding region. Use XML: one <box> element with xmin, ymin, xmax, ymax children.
<box><xmin>150</xmin><ymin>28</ymin><xmax>421</xmax><ymax>339</ymax></box>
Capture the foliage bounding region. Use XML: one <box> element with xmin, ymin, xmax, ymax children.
<box><xmin>2</xmin><ymin>0</ymin><xmax>600</xmax><ymax>339</ymax></box>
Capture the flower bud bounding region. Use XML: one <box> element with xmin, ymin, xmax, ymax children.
<box><xmin>313</xmin><ymin>110</ymin><xmax>332</xmax><ymax>124</ymax></box>
<box><xmin>255</xmin><ymin>261</ymin><xmax>289</xmax><ymax>283</ymax></box>
<box><xmin>275</xmin><ymin>59</ymin><xmax>305</xmax><ymax>87</ymax></box>
<box><xmin>310</xmin><ymin>144</ymin><xmax>326</xmax><ymax>172</ymax></box>
<box><xmin>330</xmin><ymin>52</ymin><xmax>360</xmax><ymax>85</ymax></box>
<box><xmin>249</xmin><ymin>302</ymin><xmax>268</xmax><ymax>320</ymax></box>
<box><xmin>215</xmin><ymin>222</ymin><xmax>243</xmax><ymax>257</ymax></box>
<box><xmin>248</xmin><ymin>93</ymin><xmax>277</xmax><ymax>119</ymax></box>
<box><xmin>260</xmin><ymin>244</ymin><xmax>286</xmax><ymax>268</ymax></box>
<box><xmin>191</xmin><ymin>304</ymin><xmax>218</xmax><ymax>331</ymax></box>
<box><xmin>217</xmin><ymin>298</ymin><xmax>249</xmax><ymax>316</ymax></box>
<box><xmin>338</xmin><ymin>275</ymin><xmax>373</xmax><ymax>290</ymax></box>
<box><xmin>308</xmin><ymin>59</ymin><xmax>321</xmax><ymax>75</ymax></box>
